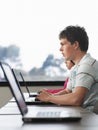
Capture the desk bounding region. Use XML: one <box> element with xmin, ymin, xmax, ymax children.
<box><xmin>0</xmin><ymin>96</ymin><xmax>98</xmax><ymax>130</ymax></box>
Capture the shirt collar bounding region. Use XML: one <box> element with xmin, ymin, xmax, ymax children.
<box><xmin>78</xmin><ymin>53</ymin><xmax>91</xmax><ymax>66</ymax></box>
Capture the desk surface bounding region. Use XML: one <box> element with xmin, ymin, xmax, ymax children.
<box><xmin>0</xmin><ymin>95</ymin><xmax>98</xmax><ymax>130</ymax></box>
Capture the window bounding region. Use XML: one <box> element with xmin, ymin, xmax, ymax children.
<box><xmin>0</xmin><ymin>0</ymin><xmax>98</xmax><ymax>81</ymax></box>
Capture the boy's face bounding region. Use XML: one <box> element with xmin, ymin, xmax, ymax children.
<box><xmin>59</xmin><ymin>38</ymin><xmax>76</xmax><ymax>61</ymax></box>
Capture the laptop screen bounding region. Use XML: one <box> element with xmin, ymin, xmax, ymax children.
<box><xmin>0</xmin><ymin>62</ymin><xmax>28</xmax><ymax>115</ymax></box>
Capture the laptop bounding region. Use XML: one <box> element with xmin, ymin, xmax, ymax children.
<box><xmin>19</xmin><ymin>72</ymin><xmax>38</xmax><ymax>97</ymax></box>
<box><xmin>0</xmin><ymin>62</ymin><xmax>82</xmax><ymax>122</ymax></box>
<box><xmin>11</xmin><ymin>68</ymin><xmax>54</xmax><ymax>105</ymax></box>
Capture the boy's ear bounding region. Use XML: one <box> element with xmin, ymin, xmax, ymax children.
<box><xmin>73</xmin><ymin>41</ymin><xmax>79</xmax><ymax>50</ymax></box>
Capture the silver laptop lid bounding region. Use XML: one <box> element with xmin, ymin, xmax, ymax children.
<box><xmin>0</xmin><ymin>62</ymin><xmax>28</xmax><ymax>116</ymax></box>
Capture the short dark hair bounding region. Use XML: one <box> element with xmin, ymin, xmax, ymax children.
<box><xmin>59</xmin><ymin>25</ymin><xmax>89</xmax><ymax>52</ymax></box>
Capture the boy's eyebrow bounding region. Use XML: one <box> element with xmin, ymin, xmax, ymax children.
<box><xmin>60</xmin><ymin>42</ymin><xmax>65</xmax><ymax>45</ymax></box>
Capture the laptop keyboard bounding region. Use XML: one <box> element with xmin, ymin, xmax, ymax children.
<box><xmin>37</xmin><ymin>111</ymin><xmax>61</xmax><ymax>117</ymax></box>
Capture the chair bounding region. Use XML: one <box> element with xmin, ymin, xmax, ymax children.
<box><xmin>93</xmin><ymin>101</ymin><xmax>98</xmax><ymax>114</ymax></box>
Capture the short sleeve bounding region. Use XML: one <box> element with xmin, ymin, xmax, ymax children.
<box><xmin>75</xmin><ymin>64</ymin><xmax>96</xmax><ymax>90</ymax></box>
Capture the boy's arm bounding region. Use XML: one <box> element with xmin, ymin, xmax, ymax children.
<box><xmin>36</xmin><ymin>87</ymin><xmax>88</xmax><ymax>106</ymax></box>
